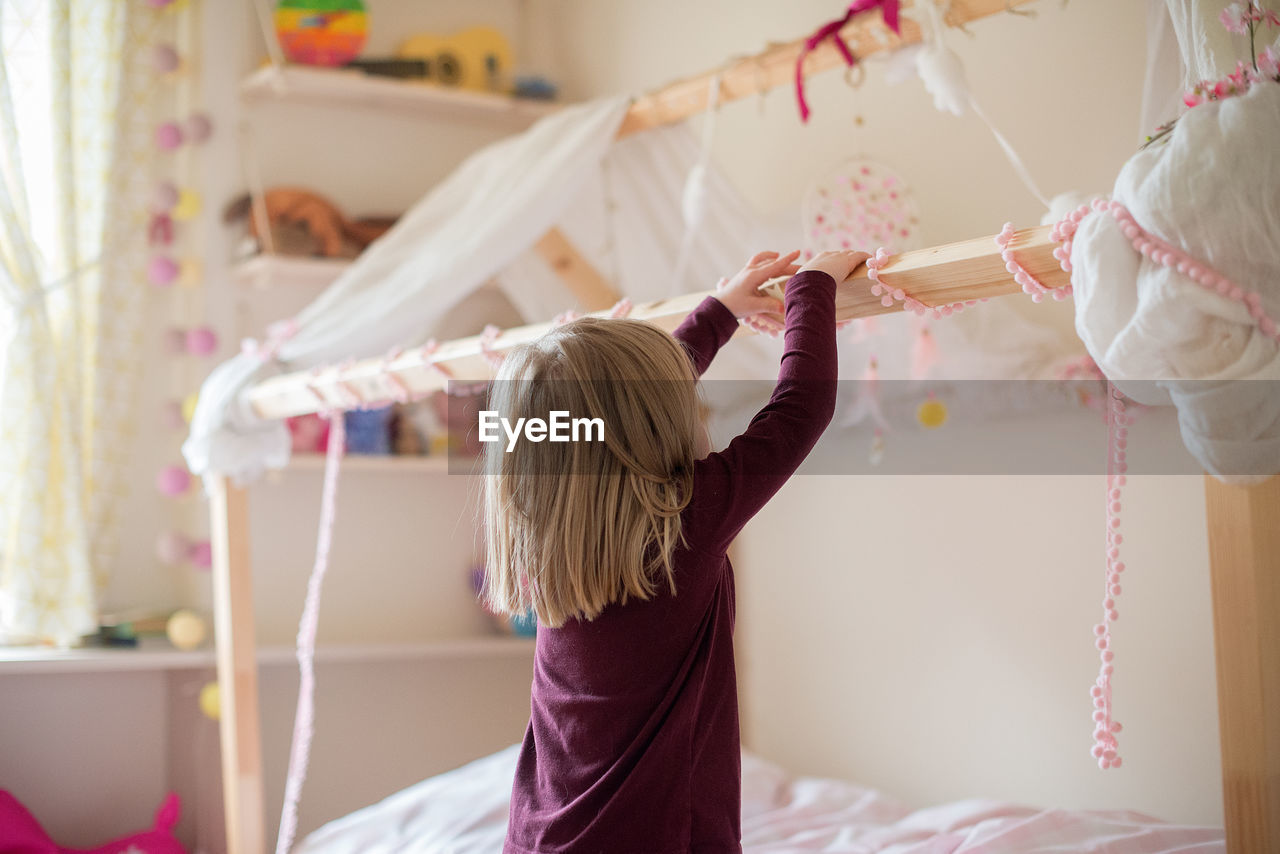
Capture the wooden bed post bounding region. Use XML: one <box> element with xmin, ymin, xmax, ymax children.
<box><xmin>209</xmin><ymin>474</ymin><xmax>267</xmax><ymax>854</ymax></box>
<box><xmin>1204</xmin><ymin>473</ymin><xmax>1280</xmax><ymax>854</ymax></box>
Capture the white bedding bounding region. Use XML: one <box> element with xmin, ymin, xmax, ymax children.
<box><xmin>296</xmin><ymin>745</ymin><xmax>1223</xmax><ymax>853</ymax></box>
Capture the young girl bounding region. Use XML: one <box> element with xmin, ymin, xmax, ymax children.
<box><xmin>485</xmin><ymin>248</ymin><xmax>867</xmax><ymax>853</ymax></box>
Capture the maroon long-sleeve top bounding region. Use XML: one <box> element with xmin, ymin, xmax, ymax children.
<box><xmin>504</xmin><ymin>270</ymin><xmax>838</xmax><ymax>853</ymax></box>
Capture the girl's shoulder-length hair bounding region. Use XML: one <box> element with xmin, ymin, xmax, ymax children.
<box><xmin>482</xmin><ymin>316</ymin><xmax>702</xmax><ymax>628</ymax></box>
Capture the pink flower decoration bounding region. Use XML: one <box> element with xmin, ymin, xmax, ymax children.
<box><xmin>1220</xmin><ymin>3</ymin><xmax>1250</xmax><ymax>33</ymax></box>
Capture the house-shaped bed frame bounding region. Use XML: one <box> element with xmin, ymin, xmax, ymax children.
<box><xmin>206</xmin><ymin>3</ymin><xmax>1280</xmax><ymax>851</ymax></box>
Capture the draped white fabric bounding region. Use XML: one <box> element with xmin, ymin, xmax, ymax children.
<box><xmin>184</xmin><ymin>98</ymin><xmax>632</xmax><ymax>483</ymax></box>
<box><xmin>1071</xmin><ymin>9</ymin><xmax>1280</xmax><ymax>483</ymax></box>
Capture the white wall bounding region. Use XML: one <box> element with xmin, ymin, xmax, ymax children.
<box><xmin>536</xmin><ymin>0</ymin><xmax>1223</xmax><ymax>826</ymax></box>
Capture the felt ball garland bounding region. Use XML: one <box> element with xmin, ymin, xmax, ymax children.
<box><xmin>145</xmin><ymin>0</ymin><xmax>219</xmax><ymax>620</ymax></box>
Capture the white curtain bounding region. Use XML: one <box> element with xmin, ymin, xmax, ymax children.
<box><xmin>0</xmin><ymin>0</ymin><xmax>155</xmax><ymax>646</ymax></box>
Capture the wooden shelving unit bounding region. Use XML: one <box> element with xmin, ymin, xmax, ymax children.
<box><xmin>0</xmin><ymin>636</ymin><xmax>533</xmax><ymax>675</ymax></box>
<box><xmin>241</xmin><ymin>65</ymin><xmax>560</xmax><ymax>128</ymax></box>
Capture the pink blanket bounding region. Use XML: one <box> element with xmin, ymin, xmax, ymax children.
<box><xmin>296</xmin><ymin>746</ymin><xmax>1224</xmax><ymax>853</ymax></box>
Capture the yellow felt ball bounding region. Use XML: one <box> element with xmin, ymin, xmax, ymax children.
<box><xmin>172</xmin><ymin>189</ymin><xmax>202</xmax><ymax>221</ymax></box>
<box><xmin>178</xmin><ymin>258</ymin><xmax>202</xmax><ymax>288</ymax></box>
<box><xmin>166</xmin><ymin>609</ymin><xmax>206</xmax><ymax>651</ymax></box>
<box><xmin>182</xmin><ymin>393</ymin><xmax>199</xmax><ymax>424</ymax></box>
<box><xmin>199</xmin><ymin>681</ymin><xmax>220</xmax><ymax>720</ymax></box>
<box><xmin>916</xmin><ymin>397</ymin><xmax>948</xmax><ymax>429</ymax></box>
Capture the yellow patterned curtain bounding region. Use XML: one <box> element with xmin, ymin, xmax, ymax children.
<box><xmin>0</xmin><ymin>0</ymin><xmax>155</xmax><ymax>646</ymax></box>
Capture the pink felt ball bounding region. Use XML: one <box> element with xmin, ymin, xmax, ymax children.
<box><xmin>152</xmin><ymin>44</ymin><xmax>180</xmax><ymax>73</ymax></box>
<box><xmin>185</xmin><ymin>326</ymin><xmax>219</xmax><ymax>356</ymax></box>
<box><xmin>189</xmin><ymin>540</ymin><xmax>213</xmax><ymax>570</ymax></box>
<box><xmin>156</xmin><ymin>531</ymin><xmax>190</xmax><ymax>565</ymax></box>
<box><xmin>162</xmin><ymin>327</ymin><xmax>187</xmax><ymax>356</ymax></box>
<box><xmin>152</xmin><ymin>181</ymin><xmax>179</xmax><ymax>212</ymax></box>
<box><xmin>155</xmin><ymin>122</ymin><xmax>184</xmax><ymax>150</ymax></box>
<box><xmin>148</xmin><ymin>255</ymin><xmax>180</xmax><ymax>287</ymax></box>
<box><xmin>156</xmin><ymin>465</ymin><xmax>191</xmax><ymax>497</ymax></box>
<box><xmin>160</xmin><ymin>399</ymin><xmax>186</xmax><ymax>430</ymax></box>
<box><xmin>185</xmin><ymin>113</ymin><xmax>213</xmax><ymax>143</ymax></box>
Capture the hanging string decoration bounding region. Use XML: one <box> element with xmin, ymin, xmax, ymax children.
<box><xmin>146</xmin><ymin>0</ymin><xmax>219</xmax><ymax>623</ymax></box>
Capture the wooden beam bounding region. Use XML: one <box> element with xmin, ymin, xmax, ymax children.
<box><xmin>245</xmin><ymin>225</ymin><xmax>1064</xmax><ymax>421</ymax></box>
<box><xmin>1204</xmin><ymin>474</ymin><xmax>1280</xmax><ymax>854</ymax></box>
<box><xmin>209</xmin><ymin>475</ymin><xmax>266</xmax><ymax>854</ymax></box>
<box><xmin>616</xmin><ymin>0</ymin><xmax>1038</xmax><ymax>138</ymax></box>
<box><xmin>533</xmin><ymin>228</ymin><xmax>621</xmax><ymax>311</ymax></box>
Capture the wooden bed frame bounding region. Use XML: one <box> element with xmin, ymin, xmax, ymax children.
<box><xmin>211</xmin><ymin>3</ymin><xmax>1280</xmax><ymax>851</ymax></box>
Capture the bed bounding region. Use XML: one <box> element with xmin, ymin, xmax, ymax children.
<box><xmin>294</xmin><ymin>746</ymin><xmax>1224</xmax><ymax>853</ymax></box>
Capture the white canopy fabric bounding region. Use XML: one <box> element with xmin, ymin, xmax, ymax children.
<box><xmin>184</xmin><ymin>97</ymin><xmax>798</xmax><ymax>484</ymax></box>
<box><xmin>1071</xmin><ymin>4</ymin><xmax>1280</xmax><ymax>484</ymax></box>
<box><xmin>184</xmin><ymin>99</ymin><xmax>631</xmax><ymax>483</ymax></box>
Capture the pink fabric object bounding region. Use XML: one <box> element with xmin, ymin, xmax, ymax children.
<box><xmin>275</xmin><ymin>412</ymin><xmax>346</xmax><ymax>854</ymax></box>
<box><xmin>795</xmin><ymin>1</ymin><xmax>900</xmax><ymax>122</ymax></box>
<box><xmin>0</xmin><ymin>790</ymin><xmax>187</xmax><ymax>854</ymax></box>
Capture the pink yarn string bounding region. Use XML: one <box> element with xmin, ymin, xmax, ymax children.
<box><xmin>608</xmin><ymin>298</ymin><xmax>634</xmax><ymax>318</ymax></box>
<box><xmin>275</xmin><ymin>411</ymin><xmax>346</xmax><ymax>854</ymax></box>
<box><xmin>996</xmin><ymin>222</ymin><xmax>1071</xmax><ymax>303</ymax></box>
<box><xmin>419</xmin><ymin>338</ymin><xmax>454</xmax><ymax>380</ymax></box>
<box><xmin>1091</xmin><ymin>381</ymin><xmax>1128</xmax><ymax>770</ymax></box>
<box><xmin>479</xmin><ymin>324</ymin><xmax>505</xmax><ymax>370</ymax></box>
<box><xmin>552</xmin><ymin>309</ymin><xmax>581</xmax><ymax>326</ymax></box>
<box><xmin>240</xmin><ymin>317</ymin><xmax>298</xmax><ymax>362</ymax></box>
<box><xmin>379</xmin><ymin>347</ymin><xmax>414</xmax><ymax>404</ymax></box>
<box><xmin>795</xmin><ymin>0</ymin><xmax>900</xmax><ymax>122</ymax></box>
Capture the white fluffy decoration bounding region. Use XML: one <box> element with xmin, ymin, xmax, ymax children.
<box><xmin>1071</xmin><ymin>82</ymin><xmax>1280</xmax><ymax>483</ymax></box>
<box><xmin>914</xmin><ymin>41</ymin><xmax>970</xmax><ymax>116</ymax></box>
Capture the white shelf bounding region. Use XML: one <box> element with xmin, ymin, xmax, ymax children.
<box><xmin>282</xmin><ymin>454</ymin><xmax>480</xmax><ymax>475</ymax></box>
<box><xmin>0</xmin><ymin>636</ymin><xmax>534</xmax><ymax>675</ymax></box>
<box><xmin>232</xmin><ymin>254</ymin><xmax>351</xmax><ymax>289</ymax></box>
<box><xmin>241</xmin><ymin>65</ymin><xmax>560</xmax><ymax>128</ymax></box>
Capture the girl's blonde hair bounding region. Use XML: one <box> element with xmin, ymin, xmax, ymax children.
<box><xmin>483</xmin><ymin>316</ymin><xmax>701</xmax><ymax>628</ymax></box>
